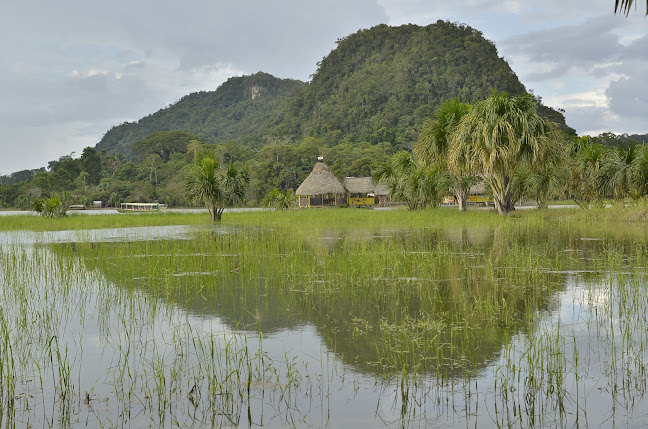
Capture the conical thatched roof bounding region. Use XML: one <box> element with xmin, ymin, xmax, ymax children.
<box><xmin>343</xmin><ymin>177</ymin><xmax>375</xmax><ymax>194</ymax></box>
<box><xmin>296</xmin><ymin>162</ymin><xmax>346</xmax><ymax>195</ymax></box>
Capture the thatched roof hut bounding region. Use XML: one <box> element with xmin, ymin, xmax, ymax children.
<box><xmin>296</xmin><ymin>161</ymin><xmax>346</xmax><ymax>207</ymax></box>
<box><xmin>296</xmin><ymin>162</ymin><xmax>346</xmax><ymax>195</ymax></box>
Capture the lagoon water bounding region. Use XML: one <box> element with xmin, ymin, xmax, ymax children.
<box><xmin>1</xmin><ymin>222</ymin><xmax>647</xmax><ymax>427</ymax></box>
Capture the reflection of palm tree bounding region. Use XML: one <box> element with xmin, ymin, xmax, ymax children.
<box><xmin>62</xmin><ymin>224</ymin><xmax>582</xmax><ymax>380</ymax></box>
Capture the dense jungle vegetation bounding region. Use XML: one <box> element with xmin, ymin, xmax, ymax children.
<box><xmin>0</xmin><ymin>21</ymin><xmax>645</xmax><ymax>209</ymax></box>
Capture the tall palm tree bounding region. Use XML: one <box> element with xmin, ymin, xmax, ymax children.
<box><xmin>185</xmin><ymin>157</ymin><xmax>250</xmax><ymax>221</ymax></box>
<box><xmin>415</xmin><ymin>98</ymin><xmax>477</xmax><ymax>211</ymax></box>
<box><xmin>449</xmin><ymin>92</ymin><xmax>562</xmax><ymax>216</ymax></box>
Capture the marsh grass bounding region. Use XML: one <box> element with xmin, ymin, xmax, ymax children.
<box><xmin>0</xmin><ymin>211</ymin><xmax>211</xmax><ymax>231</ymax></box>
<box><xmin>2</xmin><ymin>208</ymin><xmax>648</xmax><ymax>426</ymax></box>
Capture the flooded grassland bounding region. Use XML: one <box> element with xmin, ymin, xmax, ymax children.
<box><xmin>1</xmin><ymin>209</ymin><xmax>648</xmax><ymax>427</ymax></box>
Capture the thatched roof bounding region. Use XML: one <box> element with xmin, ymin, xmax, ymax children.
<box><xmin>374</xmin><ymin>183</ymin><xmax>390</xmax><ymax>196</ymax></box>
<box><xmin>296</xmin><ymin>162</ymin><xmax>346</xmax><ymax>195</ymax></box>
<box><xmin>343</xmin><ymin>177</ymin><xmax>376</xmax><ymax>194</ymax></box>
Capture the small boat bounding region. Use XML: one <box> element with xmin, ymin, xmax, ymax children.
<box><xmin>69</xmin><ymin>204</ymin><xmax>86</xmax><ymax>210</ymax></box>
<box><xmin>117</xmin><ymin>203</ymin><xmax>161</xmax><ymax>213</ymax></box>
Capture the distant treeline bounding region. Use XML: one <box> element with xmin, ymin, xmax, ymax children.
<box><xmin>0</xmin><ymin>129</ymin><xmax>645</xmax><ymax>210</ymax></box>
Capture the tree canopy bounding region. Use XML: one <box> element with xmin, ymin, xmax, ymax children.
<box><xmin>95</xmin><ymin>22</ymin><xmax>573</xmax><ymax>161</ymax></box>
<box><xmin>449</xmin><ymin>92</ymin><xmax>563</xmax><ymax>215</ymax></box>
<box><xmin>185</xmin><ymin>157</ymin><xmax>250</xmax><ymax>221</ymax></box>
<box><xmin>132</xmin><ymin>131</ymin><xmax>203</xmax><ymax>162</ymax></box>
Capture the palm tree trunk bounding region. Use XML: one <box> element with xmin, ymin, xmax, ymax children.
<box><xmin>455</xmin><ymin>189</ymin><xmax>469</xmax><ymax>211</ymax></box>
<box><xmin>207</xmin><ymin>204</ymin><xmax>219</xmax><ymax>222</ymax></box>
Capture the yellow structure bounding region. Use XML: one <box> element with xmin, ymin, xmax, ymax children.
<box><xmin>344</xmin><ymin>177</ymin><xmax>377</xmax><ymax>207</ymax></box>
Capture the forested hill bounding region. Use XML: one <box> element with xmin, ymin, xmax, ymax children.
<box><xmin>96</xmin><ymin>72</ymin><xmax>304</xmax><ymax>157</ymax></box>
<box><xmin>96</xmin><ymin>21</ymin><xmax>573</xmax><ymax>158</ymax></box>
<box><xmin>273</xmin><ymin>21</ymin><xmax>573</xmax><ymax>144</ymax></box>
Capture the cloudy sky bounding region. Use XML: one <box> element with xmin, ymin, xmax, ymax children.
<box><xmin>1</xmin><ymin>0</ymin><xmax>646</xmax><ymax>175</ymax></box>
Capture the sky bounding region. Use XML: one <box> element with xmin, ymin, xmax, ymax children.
<box><xmin>1</xmin><ymin>0</ymin><xmax>647</xmax><ymax>175</ymax></box>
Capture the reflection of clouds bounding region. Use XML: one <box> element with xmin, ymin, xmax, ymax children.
<box><xmin>584</xmin><ymin>285</ymin><xmax>611</xmax><ymax>308</ymax></box>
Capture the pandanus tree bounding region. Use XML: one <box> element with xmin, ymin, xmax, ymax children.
<box><xmin>599</xmin><ymin>145</ymin><xmax>636</xmax><ymax>200</ymax></box>
<box><xmin>185</xmin><ymin>157</ymin><xmax>250</xmax><ymax>221</ymax></box>
<box><xmin>567</xmin><ymin>137</ymin><xmax>607</xmax><ymax>206</ymax></box>
<box><xmin>449</xmin><ymin>92</ymin><xmax>563</xmax><ymax>216</ymax></box>
<box><xmin>516</xmin><ymin>160</ymin><xmax>568</xmax><ymax>209</ymax></box>
<box><xmin>415</xmin><ymin>98</ymin><xmax>478</xmax><ymax>211</ymax></box>
<box><xmin>373</xmin><ymin>151</ymin><xmax>448</xmax><ymax>210</ymax></box>
<box><xmin>263</xmin><ymin>188</ymin><xmax>298</xmax><ymax>210</ymax></box>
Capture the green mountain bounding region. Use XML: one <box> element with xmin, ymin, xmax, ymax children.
<box><xmin>96</xmin><ymin>72</ymin><xmax>304</xmax><ymax>157</ymax></box>
<box><xmin>274</xmin><ymin>21</ymin><xmax>574</xmax><ymax>144</ymax></box>
<box><xmin>96</xmin><ymin>21</ymin><xmax>573</xmax><ymax>158</ymax></box>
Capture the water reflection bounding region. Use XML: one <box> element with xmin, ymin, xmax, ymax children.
<box><xmin>51</xmin><ymin>224</ymin><xmax>596</xmax><ymax>378</ymax></box>
<box><xmin>4</xmin><ymin>220</ymin><xmax>645</xmax><ymax>427</ymax></box>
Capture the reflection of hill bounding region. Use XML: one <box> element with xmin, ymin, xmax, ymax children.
<box><xmin>50</xmin><ymin>224</ymin><xmax>607</xmax><ymax>377</ymax></box>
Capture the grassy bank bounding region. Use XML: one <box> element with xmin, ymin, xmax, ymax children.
<box><xmin>2</xmin><ymin>204</ymin><xmax>648</xmax><ymax>233</ymax></box>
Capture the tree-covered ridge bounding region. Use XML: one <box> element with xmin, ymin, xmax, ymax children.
<box><xmin>277</xmin><ymin>21</ymin><xmax>573</xmax><ymax>146</ymax></box>
<box><xmin>95</xmin><ymin>21</ymin><xmax>573</xmax><ymax>160</ymax></box>
<box><xmin>96</xmin><ymin>72</ymin><xmax>304</xmax><ymax>158</ymax></box>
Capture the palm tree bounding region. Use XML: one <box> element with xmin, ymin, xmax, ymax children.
<box><xmin>415</xmin><ymin>98</ymin><xmax>478</xmax><ymax>211</ymax></box>
<box><xmin>449</xmin><ymin>92</ymin><xmax>562</xmax><ymax>216</ymax></box>
<box><xmin>630</xmin><ymin>144</ymin><xmax>648</xmax><ymax>198</ymax></box>
<box><xmin>185</xmin><ymin>157</ymin><xmax>250</xmax><ymax>221</ymax></box>
<box><xmin>373</xmin><ymin>151</ymin><xmax>448</xmax><ymax>210</ymax></box>
<box><xmin>616</xmin><ymin>0</ymin><xmax>647</xmax><ymax>15</ymax></box>
<box><xmin>599</xmin><ymin>145</ymin><xmax>636</xmax><ymax>200</ymax></box>
<box><xmin>263</xmin><ymin>188</ymin><xmax>298</xmax><ymax>210</ymax></box>
<box><xmin>567</xmin><ymin>137</ymin><xmax>607</xmax><ymax>206</ymax></box>
<box><xmin>517</xmin><ymin>160</ymin><xmax>568</xmax><ymax>209</ymax></box>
